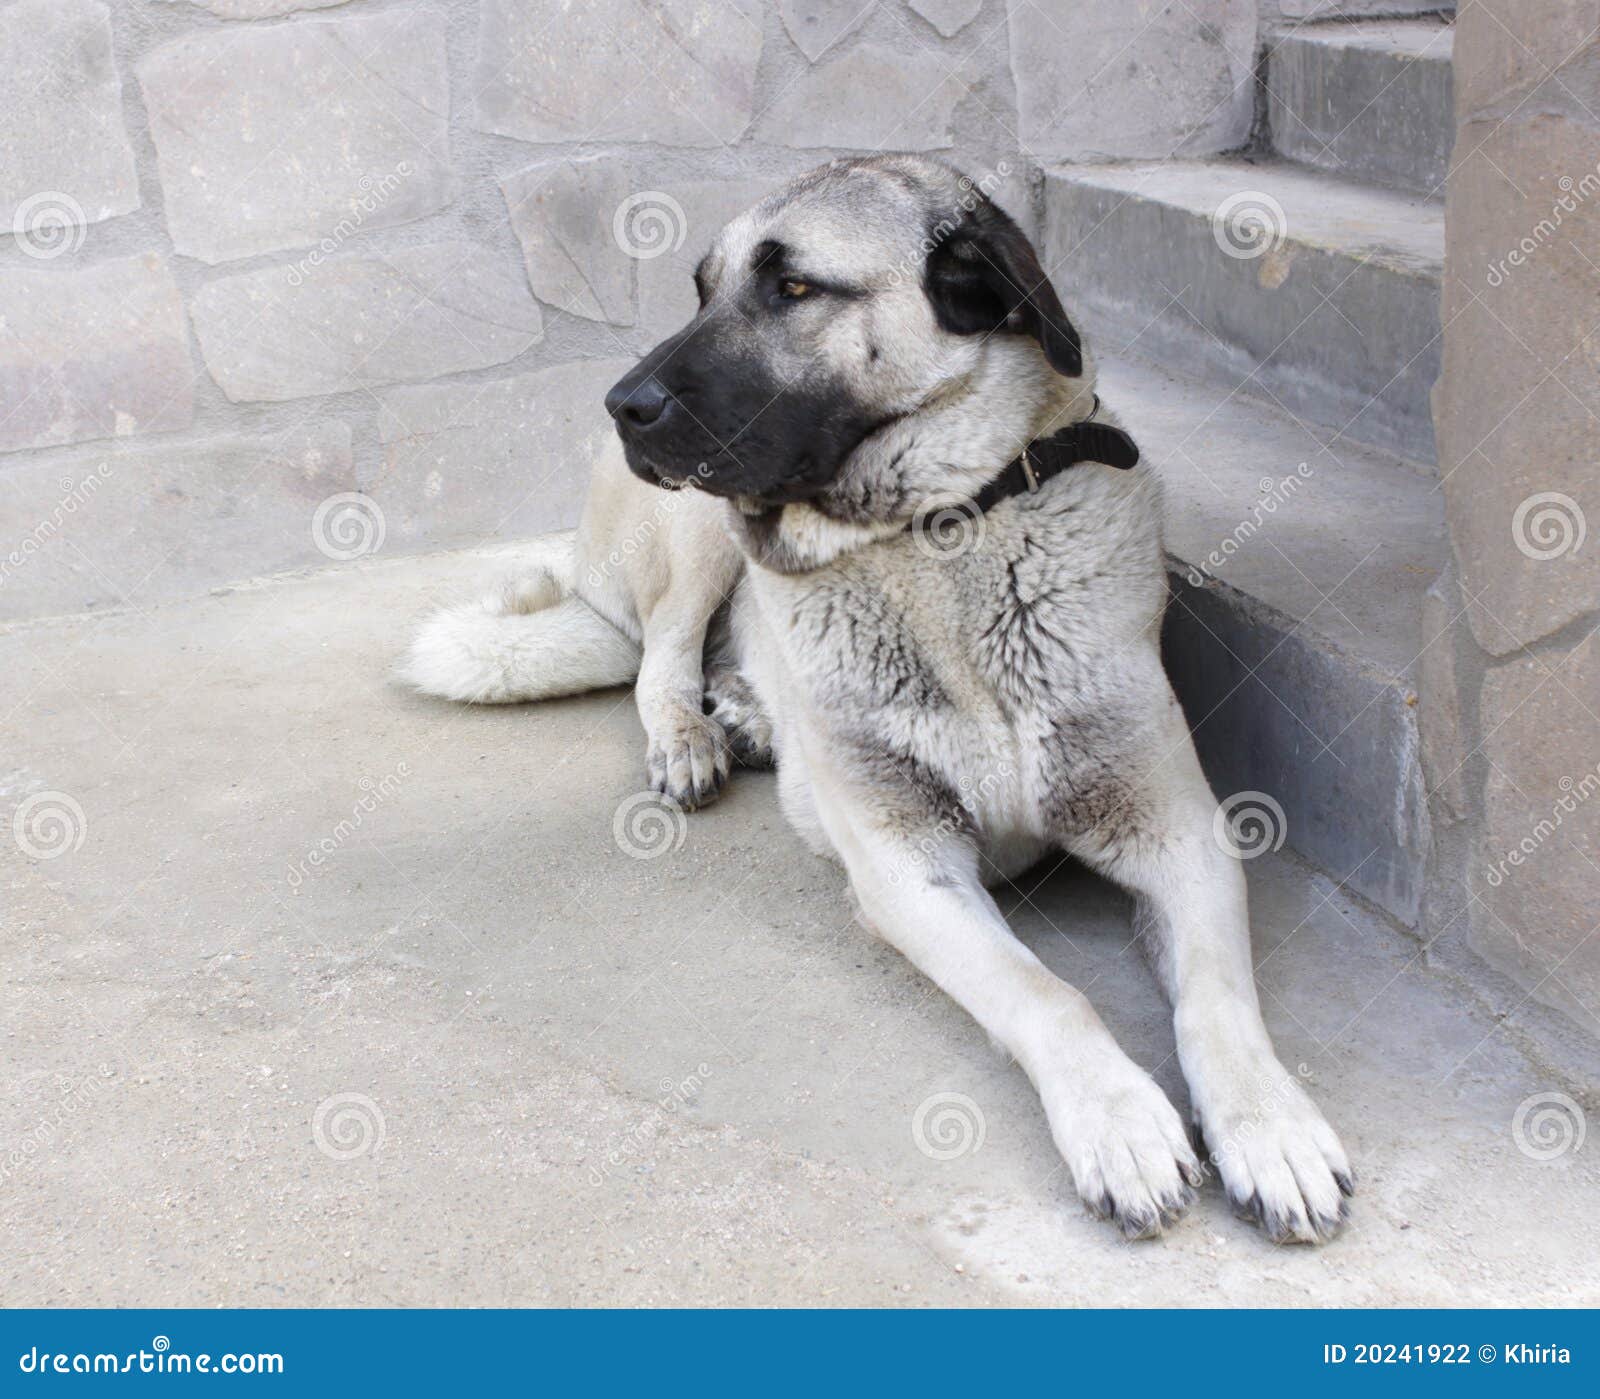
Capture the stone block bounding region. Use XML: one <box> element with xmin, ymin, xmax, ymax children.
<box><xmin>474</xmin><ymin>0</ymin><xmax>762</xmax><ymax>147</ymax></box>
<box><xmin>189</xmin><ymin>242</ymin><xmax>543</xmax><ymax>404</ymax></box>
<box><xmin>501</xmin><ymin>157</ymin><xmax>635</xmax><ymax>327</ymax></box>
<box><xmin>0</xmin><ymin>422</ymin><xmax>353</xmax><ymax>620</ymax></box>
<box><xmin>1473</xmin><ymin>629</ymin><xmax>1600</xmax><ymax>1033</ymax></box>
<box><xmin>910</xmin><ymin>0</ymin><xmax>982</xmax><ymax>38</ymax></box>
<box><xmin>1437</xmin><ymin>115</ymin><xmax>1600</xmax><ymax>654</ymax></box>
<box><xmin>0</xmin><ymin>252</ymin><xmax>193</xmax><ymax>455</ymax></box>
<box><xmin>1455</xmin><ymin>0</ymin><xmax>1600</xmax><ymax>118</ymax></box>
<box><xmin>155</xmin><ymin>0</ymin><xmax>350</xmax><ymax>15</ymax></box>
<box><xmin>1268</xmin><ymin>21</ymin><xmax>1454</xmax><ymax>197</ymax></box>
<box><xmin>1007</xmin><ymin>0</ymin><xmax>1256</xmax><ymax>159</ymax></box>
<box><xmin>755</xmin><ymin>45</ymin><xmax>964</xmax><ymax>150</ymax></box>
<box><xmin>371</xmin><ymin>359</ymin><xmax>633</xmax><ymax>547</ymax></box>
<box><xmin>138</xmin><ymin>9</ymin><xmax>451</xmax><ymax>264</ymax></box>
<box><xmin>780</xmin><ymin>1</ymin><xmax>869</xmax><ymax>61</ymax></box>
<box><xmin>1418</xmin><ymin>566</ymin><xmax>1470</xmax><ymax>824</ymax></box>
<box><xmin>0</xmin><ymin>0</ymin><xmax>139</xmax><ymax>240</ymax></box>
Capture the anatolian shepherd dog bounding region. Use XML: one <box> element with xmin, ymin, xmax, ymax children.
<box><xmin>402</xmin><ymin>155</ymin><xmax>1353</xmax><ymax>1244</ymax></box>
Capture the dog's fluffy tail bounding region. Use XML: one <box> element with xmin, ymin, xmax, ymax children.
<box><xmin>400</xmin><ymin>550</ymin><xmax>640</xmax><ymax>705</ymax></box>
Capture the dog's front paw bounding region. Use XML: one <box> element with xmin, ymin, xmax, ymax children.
<box><xmin>1045</xmin><ymin>1068</ymin><xmax>1203</xmax><ymax>1240</ymax></box>
<box><xmin>646</xmin><ymin>709</ymin><xmax>732</xmax><ymax>811</ymax></box>
<box><xmin>1194</xmin><ymin>1063</ymin><xmax>1353</xmax><ymax>1245</ymax></box>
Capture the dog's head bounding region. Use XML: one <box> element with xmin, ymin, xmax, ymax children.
<box><xmin>604</xmin><ymin>156</ymin><xmax>1096</xmax><ymax>568</ymax></box>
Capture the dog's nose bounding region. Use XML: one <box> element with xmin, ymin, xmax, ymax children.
<box><xmin>605</xmin><ymin>375</ymin><xmax>673</xmax><ymax>431</ymax></box>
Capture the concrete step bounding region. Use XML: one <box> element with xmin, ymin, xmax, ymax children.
<box><xmin>1046</xmin><ymin>159</ymin><xmax>1444</xmax><ymax>464</ymax></box>
<box><xmin>1100</xmin><ymin>353</ymin><xmax>1446</xmax><ymax>927</ymax></box>
<box><xmin>1268</xmin><ymin>18</ymin><xmax>1455</xmax><ymax>196</ymax></box>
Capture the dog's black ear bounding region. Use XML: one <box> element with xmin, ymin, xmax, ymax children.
<box><xmin>923</xmin><ymin>199</ymin><xmax>1082</xmax><ymax>376</ymax></box>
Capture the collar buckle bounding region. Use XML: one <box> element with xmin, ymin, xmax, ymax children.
<box><xmin>1019</xmin><ymin>444</ymin><xmax>1040</xmax><ymax>493</ymax></box>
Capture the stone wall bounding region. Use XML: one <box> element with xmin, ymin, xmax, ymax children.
<box><xmin>0</xmin><ymin>0</ymin><xmax>1261</xmax><ymax>620</ymax></box>
<box><xmin>1423</xmin><ymin>0</ymin><xmax>1600</xmax><ymax>1036</ymax></box>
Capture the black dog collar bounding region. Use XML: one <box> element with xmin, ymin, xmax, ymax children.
<box><xmin>965</xmin><ymin>396</ymin><xmax>1139</xmax><ymax>518</ymax></box>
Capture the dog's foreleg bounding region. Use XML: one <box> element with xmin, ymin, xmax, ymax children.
<box><xmin>635</xmin><ymin>579</ymin><xmax>732</xmax><ymax>811</ymax></box>
<box><xmin>1063</xmin><ymin>712</ymin><xmax>1354</xmax><ymax>1244</ymax></box>
<box><xmin>813</xmin><ymin>779</ymin><xmax>1201</xmax><ymax>1239</ymax></box>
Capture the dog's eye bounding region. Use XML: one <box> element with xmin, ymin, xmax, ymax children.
<box><xmin>778</xmin><ymin>278</ymin><xmax>812</xmax><ymax>301</ymax></box>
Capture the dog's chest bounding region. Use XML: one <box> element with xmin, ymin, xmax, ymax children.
<box><xmin>780</xmin><ymin>532</ymin><xmax>1110</xmax><ymax>721</ymax></box>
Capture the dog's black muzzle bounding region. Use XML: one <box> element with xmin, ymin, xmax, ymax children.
<box><xmin>604</xmin><ymin>325</ymin><xmax>871</xmax><ymax>505</ymax></box>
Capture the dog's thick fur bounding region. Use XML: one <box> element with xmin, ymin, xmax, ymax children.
<box><xmin>402</xmin><ymin>156</ymin><xmax>1352</xmax><ymax>1243</ymax></box>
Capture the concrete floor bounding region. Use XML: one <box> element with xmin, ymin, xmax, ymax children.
<box><xmin>4</xmin><ymin>545</ymin><xmax>1598</xmax><ymax>1307</ymax></box>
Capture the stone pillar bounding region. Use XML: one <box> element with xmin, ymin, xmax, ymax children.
<box><xmin>1424</xmin><ymin>0</ymin><xmax>1600</xmax><ymax>1035</ymax></box>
